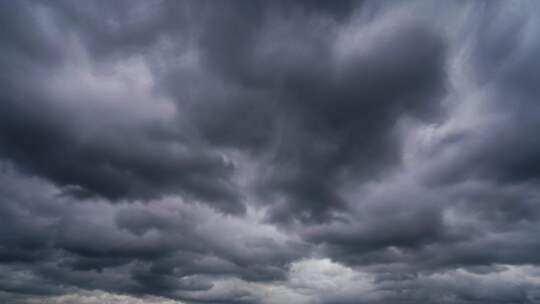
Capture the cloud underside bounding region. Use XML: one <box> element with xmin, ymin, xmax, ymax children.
<box><xmin>1</xmin><ymin>0</ymin><xmax>540</xmax><ymax>303</ymax></box>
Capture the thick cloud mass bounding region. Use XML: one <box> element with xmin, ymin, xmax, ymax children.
<box><xmin>2</xmin><ymin>1</ymin><xmax>540</xmax><ymax>303</ymax></box>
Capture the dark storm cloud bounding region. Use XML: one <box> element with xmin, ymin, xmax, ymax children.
<box><xmin>415</xmin><ymin>1</ymin><xmax>540</xmax><ymax>189</ymax></box>
<box><xmin>0</xmin><ymin>0</ymin><xmax>244</xmax><ymax>213</ymax></box>
<box><xmin>182</xmin><ymin>0</ymin><xmax>447</xmax><ymax>223</ymax></box>
<box><xmin>2</xmin><ymin>1</ymin><xmax>540</xmax><ymax>304</ymax></box>
<box><xmin>0</xmin><ymin>0</ymin><xmax>446</xmax><ymax>219</ymax></box>
<box><xmin>0</xmin><ymin>164</ymin><xmax>304</xmax><ymax>302</ymax></box>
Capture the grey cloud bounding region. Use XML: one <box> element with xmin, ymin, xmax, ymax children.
<box><xmin>191</xmin><ymin>2</ymin><xmax>447</xmax><ymax>223</ymax></box>
<box><xmin>0</xmin><ymin>165</ymin><xmax>302</xmax><ymax>302</ymax></box>
<box><xmin>2</xmin><ymin>1</ymin><xmax>540</xmax><ymax>304</ymax></box>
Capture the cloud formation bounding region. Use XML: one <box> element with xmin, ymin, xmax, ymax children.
<box><xmin>2</xmin><ymin>0</ymin><xmax>540</xmax><ymax>303</ymax></box>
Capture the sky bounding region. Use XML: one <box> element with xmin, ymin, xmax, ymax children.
<box><xmin>1</xmin><ymin>0</ymin><xmax>540</xmax><ymax>303</ymax></box>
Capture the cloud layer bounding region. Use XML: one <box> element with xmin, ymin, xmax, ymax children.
<box><xmin>2</xmin><ymin>1</ymin><xmax>540</xmax><ymax>303</ymax></box>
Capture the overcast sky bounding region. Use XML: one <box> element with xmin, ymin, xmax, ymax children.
<box><xmin>2</xmin><ymin>1</ymin><xmax>540</xmax><ymax>303</ymax></box>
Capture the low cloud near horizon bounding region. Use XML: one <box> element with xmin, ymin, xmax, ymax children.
<box><xmin>2</xmin><ymin>1</ymin><xmax>540</xmax><ymax>303</ymax></box>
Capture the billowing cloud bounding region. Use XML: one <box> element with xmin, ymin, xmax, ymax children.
<box><xmin>2</xmin><ymin>0</ymin><xmax>540</xmax><ymax>303</ymax></box>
